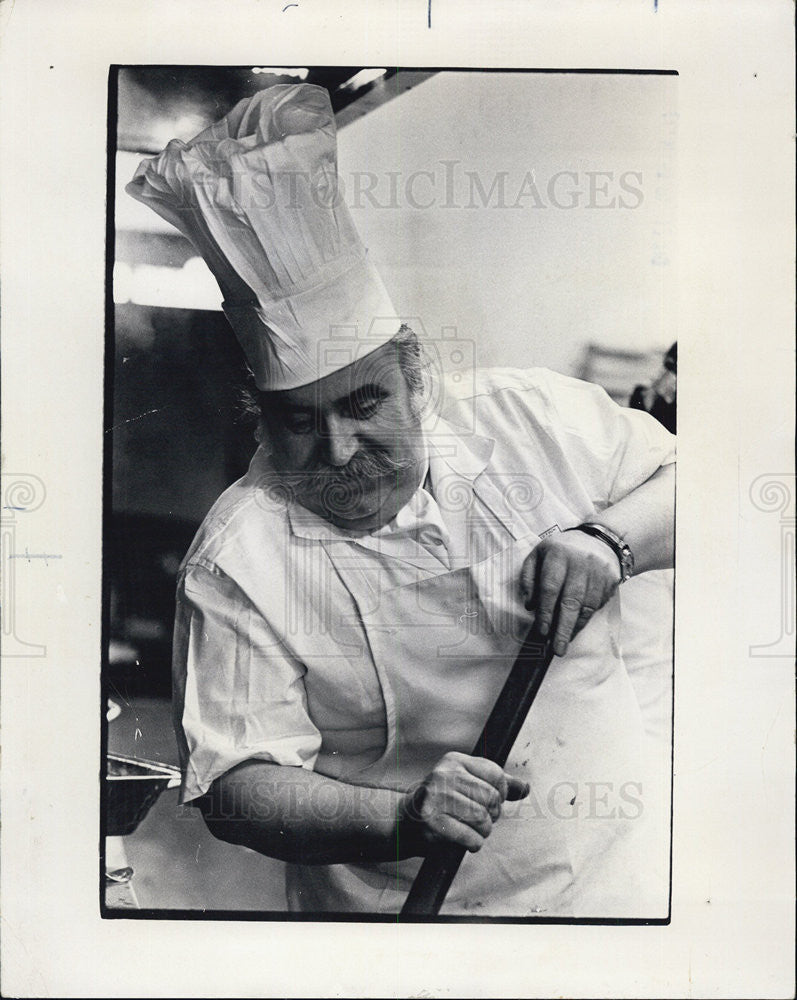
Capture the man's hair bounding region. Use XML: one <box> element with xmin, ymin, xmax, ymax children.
<box><xmin>237</xmin><ymin>324</ymin><xmax>431</xmax><ymax>433</ymax></box>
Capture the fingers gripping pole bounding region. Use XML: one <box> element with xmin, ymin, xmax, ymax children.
<box><xmin>399</xmin><ymin>626</ymin><xmax>555</xmax><ymax>917</ymax></box>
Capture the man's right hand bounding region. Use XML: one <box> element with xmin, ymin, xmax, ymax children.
<box><xmin>398</xmin><ymin>751</ymin><xmax>530</xmax><ymax>855</ymax></box>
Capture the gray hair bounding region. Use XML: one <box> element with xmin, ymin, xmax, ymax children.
<box><xmin>238</xmin><ymin>324</ymin><xmax>433</xmax><ymax>436</ymax></box>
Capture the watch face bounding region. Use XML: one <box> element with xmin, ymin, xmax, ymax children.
<box><xmin>620</xmin><ymin>546</ymin><xmax>634</xmax><ymax>580</ymax></box>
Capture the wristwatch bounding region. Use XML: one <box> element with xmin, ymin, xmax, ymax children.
<box><xmin>566</xmin><ymin>522</ymin><xmax>635</xmax><ymax>583</ymax></box>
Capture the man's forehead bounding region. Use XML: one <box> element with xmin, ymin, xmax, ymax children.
<box><xmin>278</xmin><ymin>342</ymin><xmax>402</xmax><ymax>408</ymax></box>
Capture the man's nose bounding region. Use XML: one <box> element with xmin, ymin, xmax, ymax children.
<box><xmin>323</xmin><ymin>415</ymin><xmax>360</xmax><ymax>467</ymax></box>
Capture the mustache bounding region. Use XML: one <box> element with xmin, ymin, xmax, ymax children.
<box><xmin>287</xmin><ymin>448</ymin><xmax>416</xmax><ymax>499</ymax></box>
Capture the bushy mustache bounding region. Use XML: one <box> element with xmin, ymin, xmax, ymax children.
<box><xmin>288</xmin><ymin>448</ymin><xmax>416</xmax><ymax>499</ymax></box>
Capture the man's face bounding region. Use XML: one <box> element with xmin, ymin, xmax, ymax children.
<box><xmin>263</xmin><ymin>341</ymin><xmax>426</xmax><ymax>533</ymax></box>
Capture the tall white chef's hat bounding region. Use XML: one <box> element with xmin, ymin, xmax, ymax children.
<box><xmin>126</xmin><ymin>84</ymin><xmax>401</xmax><ymax>390</ymax></box>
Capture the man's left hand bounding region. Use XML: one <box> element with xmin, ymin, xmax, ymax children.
<box><xmin>519</xmin><ymin>531</ymin><xmax>621</xmax><ymax>657</ymax></box>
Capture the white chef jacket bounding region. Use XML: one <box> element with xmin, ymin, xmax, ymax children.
<box><xmin>172</xmin><ymin>367</ymin><xmax>676</xmax><ymax>916</ymax></box>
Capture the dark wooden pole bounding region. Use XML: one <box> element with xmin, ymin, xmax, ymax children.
<box><xmin>400</xmin><ymin>626</ymin><xmax>555</xmax><ymax>917</ymax></box>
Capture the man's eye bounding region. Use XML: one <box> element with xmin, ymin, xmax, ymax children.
<box><xmin>349</xmin><ymin>396</ymin><xmax>384</xmax><ymax>420</ymax></box>
<box><xmin>286</xmin><ymin>414</ymin><xmax>315</xmax><ymax>434</ymax></box>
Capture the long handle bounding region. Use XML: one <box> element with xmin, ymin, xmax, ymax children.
<box><xmin>400</xmin><ymin>626</ymin><xmax>554</xmax><ymax>917</ymax></box>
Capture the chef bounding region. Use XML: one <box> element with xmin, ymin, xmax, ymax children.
<box><xmin>127</xmin><ymin>83</ymin><xmax>675</xmax><ymax>916</ymax></box>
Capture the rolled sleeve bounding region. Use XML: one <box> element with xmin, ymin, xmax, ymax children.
<box><xmin>537</xmin><ymin>368</ymin><xmax>676</xmax><ymax>508</ymax></box>
<box><xmin>172</xmin><ymin>561</ymin><xmax>322</xmax><ymax>804</ymax></box>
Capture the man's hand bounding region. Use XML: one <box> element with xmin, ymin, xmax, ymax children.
<box><xmin>398</xmin><ymin>752</ymin><xmax>530</xmax><ymax>855</ymax></box>
<box><xmin>519</xmin><ymin>531</ymin><xmax>621</xmax><ymax>657</ymax></box>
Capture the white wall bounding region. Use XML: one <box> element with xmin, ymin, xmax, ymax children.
<box><xmin>337</xmin><ymin>71</ymin><xmax>677</xmax><ymax>376</ymax></box>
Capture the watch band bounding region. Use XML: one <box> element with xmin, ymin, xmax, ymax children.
<box><xmin>566</xmin><ymin>522</ymin><xmax>635</xmax><ymax>582</ymax></box>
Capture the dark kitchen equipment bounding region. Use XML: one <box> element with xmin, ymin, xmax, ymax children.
<box><xmin>106</xmin><ymin>752</ymin><xmax>181</xmax><ymax>837</ymax></box>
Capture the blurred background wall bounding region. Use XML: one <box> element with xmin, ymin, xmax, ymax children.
<box><xmin>340</xmin><ymin>70</ymin><xmax>677</xmax><ymax>377</ymax></box>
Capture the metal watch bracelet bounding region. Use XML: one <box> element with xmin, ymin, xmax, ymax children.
<box><xmin>565</xmin><ymin>522</ymin><xmax>635</xmax><ymax>582</ymax></box>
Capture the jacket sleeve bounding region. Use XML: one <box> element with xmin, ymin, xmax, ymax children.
<box><xmin>531</xmin><ymin>367</ymin><xmax>676</xmax><ymax>509</ymax></box>
<box><xmin>172</xmin><ymin>560</ymin><xmax>322</xmax><ymax>804</ymax></box>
